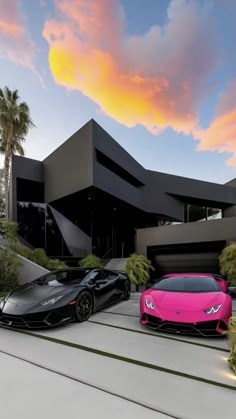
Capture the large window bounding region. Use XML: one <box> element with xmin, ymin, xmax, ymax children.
<box><xmin>184</xmin><ymin>204</ymin><xmax>222</xmax><ymax>223</ymax></box>
<box><xmin>207</xmin><ymin>207</ymin><xmax>222</xmax><ymax>220</ymax></box>
<box><xmin>17</xmin><ymin>178</ymin><xmax>44</xmax><ymax>203</ymax></box>
<box><xmin>17</xmin><ymin>202</ymin><xmax>70</xmax><ymax>257</ymax></box>
<box><xmin>95</xmin><ymin>149</ymin><xmax>144</xmax><ymax>187</ymax></box>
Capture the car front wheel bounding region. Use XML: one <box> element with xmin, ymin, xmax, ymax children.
<box><xmin>75</xmin><ymin>291</ymin><xmax>93</xmax><ymax>322</ymax></box>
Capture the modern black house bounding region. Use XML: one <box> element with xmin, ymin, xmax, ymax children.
<box><xmin>9</xmin><ymin>119</ymin><xmax>236</xmax><ymax>273</ymax></box>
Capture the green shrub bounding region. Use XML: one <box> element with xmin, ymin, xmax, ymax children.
<box><xmin>219</xmin><ymin>243</ymin><xmax>236</xmax><ymax>286</ymax></box>
<box><xmin>11</xmin><ymin>243</ymin><xmax>32</xmax><ymax>259</ymax></box>
<box><xmin>126</xmin><ymin>253</ymin><xmax>152</xmax><ymax>286</ymax></box>
<box><xmin>80</xmin><ymin>254</ymin><xmax>104</xmax><ymax>268</ymax></box>
<box><xmin>0</xmin><ymin>220</ymin><xmax>17</xmax><ymax>243</ymax></box>
<box><xmin>10</xmin><ymin>243</ymin><xmax>65</xmax><ymax>271</ymax></box>
<box><xmin>0</xmin><ymin>248</ymin><xmax>21</xmax><ymax>293</ymax></box>
<box><xmin>47</xmin><ymin>258</ymin><xmax>65</xmax><ymax>270</ymax></box>
<box><xmin>30</xmin><ymin>248</ymin><xmax>49</xmax><ymax>268</ymax></box>
<box><xmin>228</xmin><ymin>317</ymin><xmax>236</xmax><ymax>375</ymax></box>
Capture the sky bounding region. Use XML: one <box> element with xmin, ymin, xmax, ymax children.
<box><xmin>1</xmin><ymin>0</ymin><xmax>236</xmax><ymax>184</ymax></box>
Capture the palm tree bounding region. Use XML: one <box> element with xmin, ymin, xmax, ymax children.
<box><xmin>0</xmin><ymin>87</ymin><xmax>34</xmax><ymax>219</ymax></box>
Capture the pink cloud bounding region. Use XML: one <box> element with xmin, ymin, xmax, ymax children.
<box><xmin>194</xmin><ymin>75</ymin><xmax>236</xmax><ymax>166</ymax></box>
<box><xmin>43</xmin><ymin>0</ymin><xmax>219</xmax><ymax>135</ymax></box>
<box><xmin>0</xmin><ymin>0</ymin><xmax>43</xmax><ymax>84</ymax></box>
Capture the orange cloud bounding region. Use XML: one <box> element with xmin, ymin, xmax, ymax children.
<box><xmin>0</xmin><ymin>0</ymin><xmax>42</xmax><ymax>83</ymax></box>
<box><xmin>194</xmin><ymin>77</ymin><xmax>236</xmax><ymax>167</ymax></box>
<box><xmin>43</xmin><ymin>0</ymin><xmax>218</xmax><ymax>135</ymax></box>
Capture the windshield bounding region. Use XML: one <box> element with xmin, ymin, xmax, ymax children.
<box><xmin>33</xmin><ymin>269</ymin><xmax>90</xmax><ymax>286</ymax></box>
<box><xmin>152</xmin><ymin>276</ymin><xmax>221</xmax><ymax>293</ymax></box>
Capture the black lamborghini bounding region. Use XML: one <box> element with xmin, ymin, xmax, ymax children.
<box><xmin>0</xmin><ymin>268</ymin><xmax>131</xmax><ymax>329</ymax></box>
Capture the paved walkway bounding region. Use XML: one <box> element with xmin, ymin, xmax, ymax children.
<box><xmin>0</xmin><ymin>295</ymin><xmax>236</xmax><ymax>419</ymax></box>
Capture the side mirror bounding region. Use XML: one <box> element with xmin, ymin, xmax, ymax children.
<box><xmin>95</xmin><ymin>279</ymin><xmax>108</xmax><ymax>287</ymax></box>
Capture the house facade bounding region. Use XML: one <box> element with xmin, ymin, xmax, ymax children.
<box><xmin>9</xmin><ymin>119</ymin><xmax>236</xmax><ymax>273</ymax></box>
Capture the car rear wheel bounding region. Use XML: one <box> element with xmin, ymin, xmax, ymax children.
<box><xmin>75</xmin><ymin>291</ymin><xmax>93</xmax><ymax>322</ymax></box>
<box><xmin>124</xmin><ymin>280</ymin><xmax>131</xmax><ymax>300</ymax></box>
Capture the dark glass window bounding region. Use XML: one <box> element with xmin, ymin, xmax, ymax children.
<box><xmin>17</xmin><ymin>178</ymin><xmax>44</xmax><ymax>203</ymax></box>
<box><xmin>46</xmin><ymin>207</ymin><xmax>70</xmax><ymax>257</ymax></box>
<box><xmin>34</xmin><ymin>269</ymin><xmax>90</xmax><ymax>286</ymax></box>
<box><xmin>103</xmin><ymin>270</ymin><xmax>118</xmax><ymax>280</ymax></box>
<box><xmin>186</xmin><ymin>205</ymin><xmax>206</xmax><ymax>222</ymax></box>
<box><xmin>96</xmin><ymin>149</ymin><xmax>144</xmax><ymax>187</ymax></box>
<box><xmin>184</xmin><ymin>204</ymin><xmax>222</xmax><ymax>223</ymax></box>
<box><xmin>207</xmin><ymin>208</ymin><xmax>222</xmax><ymax>220</ymax></box>
<box><xmin>152</xmin><ymin>276</ymin><xmax>220</xmax><ymax>293</ymax></box>
<box><xmin>17</xmin><ymin>203</ymin><xmax>70</xmax><ymax>257</ymax></box>
<box><xmin>17</xmin><ymin>202</ymin><xmax>46</xmax><ymax>248</ymax></box>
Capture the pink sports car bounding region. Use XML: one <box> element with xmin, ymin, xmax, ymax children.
<box><xmin>140</xmin><ymin>273</ymin><xmax>232</xmax><ymax>336</ymax></box>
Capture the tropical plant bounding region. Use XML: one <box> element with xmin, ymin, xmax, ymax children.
<box><xmin>12</xmin><ymin>243</ymin><xmax>65</xmax><ymax>271</ymax></box>
<box><xmin>0</xmin><ymin>220</ymin><xmax>17</xmax><ymax>243</ymax></box>
<box><xmin>219</xmin><ymin>243</ymin><xmax>236</xmax><ymax>286</ymax></box>
<box><xmin>126</xmin><ymin>253</ymin><xmax>152</xmax><ymax>290</ymax></box>
<box><xmin>0</xmin><ymin>87</ymin><xmax>34</xmax><ymax>218</ymax></box>
<box><xmin>29</xmin><ymin>248</ymin><xmax>65</xmax><ymax>270</ymax></box>
<box><xmin>80</xmin><ymin>254</ymin><xmax>104</xmax><ymax>268</ymax></box>
<box><xmin>30</xmin><ymin>248</ymin><xmax>49</xmax><ymax>268</ymax></box>
<box><xmin>227</xmin><ymin>317</ymin><xmax>236</xmax><ymax>374</ymax></box>
<box><xmin>11</xmin><ymin>242</ymin><xmax>32</xmax><ymax>259</ymax></box>
<box><xmin>0</xmin><ymin>247</ymin><xmax>21</xmax><ymax>293</ymax></box>
<box><xmin>47</xmin><ymin>258</ymin><xmax>65</xmax><ymax>270</ymax></box>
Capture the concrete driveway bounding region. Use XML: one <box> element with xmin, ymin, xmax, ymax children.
<box><xmin>0</xmin><ymin>295</ymin><xmax>236</xmax><ymax>419</ymax></box>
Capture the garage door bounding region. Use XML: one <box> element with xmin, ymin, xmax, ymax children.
<box><xmin>147</xmin><ymin>241</ymin><xmax>226</xmax><ymax>276</ymax></box>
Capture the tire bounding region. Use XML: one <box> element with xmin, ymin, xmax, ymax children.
<box><xmin>123</xmin><ymin>280</ymin><xmax>131</xmax><ymax>300</ymax></box>
<box><xmin>75</xmin><ymin>291</ymin><xmax>93</xmax><ymax>322</ymax></box>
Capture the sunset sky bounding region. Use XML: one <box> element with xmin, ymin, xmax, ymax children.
<box><xmin>1</xmin><ymin>0</ymin><xmax>236</xmax><ymax>183</ymax></box>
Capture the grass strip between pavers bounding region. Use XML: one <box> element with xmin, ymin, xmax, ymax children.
<box><xmin>88</xmin><ymin>319</ymin><xmax>229</xmax><ymax>353</ymax></box>
<box><xmin>0</xmin><ymin>347</ymin><xmax>182</xmax><ymax>419</ymax></box>
<box><xmin>101</xmin><ymin>310</ymin><xmax>139</xmax><ymax>318</ymax></box>
<box><xmin>2</xmin><ymin>325</ymin><xmax>236</xmax><ymax>392</ymax></box>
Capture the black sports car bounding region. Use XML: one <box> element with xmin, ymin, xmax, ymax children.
<box><xmin>0</xmin><ymin>268</ymin><xmax>131</xmax><ymax>329</ymax></box>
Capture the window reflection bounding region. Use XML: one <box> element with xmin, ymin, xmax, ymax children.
<box><xmin>17</xmin><ymin>202</ymin><xmax>46</xmax><ymax>248</ymax></box>
<box><xmin>17</xmin><ymin>202</ymin><xmax>70</xmax><ymax>257</ymax></box>
<box><xmin>207</xmin><ymin>207</ymin><xmax>222</xmax><ymax>220</ymax></box>
<box><xmin>184</xmin><ymin>204</ymin><xmax>222</xmax><ymax>223</ymax></box>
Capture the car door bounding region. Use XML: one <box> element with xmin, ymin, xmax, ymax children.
<box><xmin>88</xmin><ymin>270</ymin><xmax>119</xmax><ymax>310</ymax></box>
<box><xmin>85</xmin><ymin>270</ymin><xmax>109</xmax><ymax>310</ymax></box>
<box><xmin>100</xmin><ymin>270</ymin><xmax>122</xmax><ymax>306</ymax></box>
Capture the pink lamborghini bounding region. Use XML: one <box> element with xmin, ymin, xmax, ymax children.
<box><xmin>140</xmin><ymin>273</ymin><xmax>232</xmax><ymax>336</ymax></box>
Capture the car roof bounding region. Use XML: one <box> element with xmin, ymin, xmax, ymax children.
<box><xmin>50</xmin><ymin>267</ymin><xmax>126</xmax><ymax>274</ymax></box>
<box><xmin>163</xmin><ymin>273</ymin><xmax>215</xmax><ymax>278</ymax></box>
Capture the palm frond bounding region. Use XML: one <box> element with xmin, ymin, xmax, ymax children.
<box><xmin>0</xmin><ymin>86</ymin><xmax>34</xmax><ymax>218</ymax></box>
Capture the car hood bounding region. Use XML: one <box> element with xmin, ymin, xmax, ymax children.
<box><xmin>7</xmin><ymin>283</ymin><xmax>73</xmax><ymax>305</ymax></box>
<box><xmin>147</xmin><ymin>289</ymin><xmax>224</xmax><ymax>311</ymax></box>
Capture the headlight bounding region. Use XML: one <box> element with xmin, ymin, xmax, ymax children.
<box><xmin>204</xmin><ymin>304</ymin><xmax>222</xmax><ymax>314</ymax></box>
<box><xmin>40</xmin><ymin>296</ymin><xmax>64</xmax><ymax>306</ymax></box>
<box><xmin>145</xmin><ymin>298</ymin><xmax>156</xmax><ymax>309</ymax></box>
